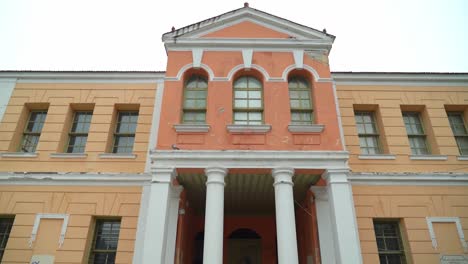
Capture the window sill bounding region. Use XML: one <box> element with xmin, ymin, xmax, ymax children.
<box><xmin>410</xmin><ymin>155</ymin><xmax>448</xmax><ymax>161</ymax></box>
<box><xmin>457</xmin><ymin>156</ymin><xmax>468</xmax><ymax>161</ymax></box>
<box><xmin>99</xmin><ymin>153</ymin><xmax>137</xmax><ymax>159</ymax></box>
<box><xmin>0</xmin><ymin>152</ymin><xmax>38</xmax><ymax>158</ymax></box>
<box><xmin>50</xmin><ymin>153</ymin><xmax>87</xmax><ymax>159</ymax></box>
<box><xmin>226</xmin><ymin>124</ymin><xmax>271</xmax><ymax>134</ymax></box>
<box><xmin>288</xmin><ymin>124</ymin><xmax>324</xmax><ymax>133</ymax></box>
<box><xmin>174</xmin><ymin>124</ymin><xmax>210</xmax><ymax>133</ymax></box>
<box><xmin>358</xmin><ymin>154</ymin><xmax>396</xmax><ymax>160</ymax></box>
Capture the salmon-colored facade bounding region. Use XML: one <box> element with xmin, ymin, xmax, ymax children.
<box><xmin>0</xmin><ymin>4</ymin><xmax>467</xmax><ymax>264</ymax></box>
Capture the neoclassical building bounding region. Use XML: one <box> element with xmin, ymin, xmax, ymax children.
<box><xmin>0</xmin><ymin>4</ymin><xmax>467</xmax><ymax>264</ymax></box>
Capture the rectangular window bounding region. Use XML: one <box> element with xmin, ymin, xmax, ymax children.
<box><xmin>67</xmin><ymin>111</ymin><xmax>93</xmax><ymax>153</ymax></box>
<box><xmin>89</xmin><ymin>219</ymin><xmax>121</xmax><ymax>264</ymax></box>
<box><xmin>113</xmin><ymin>111</ymin><xmax>138</xmax><ymax>153</ymax></box>
<box><xmin>355</xmin><ymin>111</ymin><xmax>381</xmax><ymax>154</ymax></box>
<box><xmin>373</xmin><ymin>220</ymin><xmax>406</xmax><ymax>264</ymax></box>
<box><xmin>0</xmin><ymin>217</ymin><xmax>14</xmax><ymax>262</ymax></box>
<box><xmin>447</xmin><ymin>112</ymin><xmax>468</xmax><ymax>155</ymax></box>
<box><xmin>402</xmin><ymin>112</ymin><xmax>429</xmax><ymax>155</ymax></box>
<box><xmin>19</xmin><ymin>110</ymin><xmax>47</xmax><ymax>152</ymax></box>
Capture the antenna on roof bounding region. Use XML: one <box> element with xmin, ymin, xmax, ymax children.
<box><xmin>244</xmin><ymin>2</ymin><xmax>249</xmax><ymax>7</ymax></box>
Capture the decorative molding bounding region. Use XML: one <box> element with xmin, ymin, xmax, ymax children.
<box><xmin>242</xmin><ymin>49</ymin><xmax>253</xmax><ymax>69</ymax></box>
<box><xmin>174</xmin><ymin>124</ymin><xmax>210</xmax><ymax>133</ymax></box>
<box><xmin>332</xmin><ymin>73</ymin><xmax>468</xmax><ymax>87</ymax></box>
<box><xmin>349</xmin><ymin>173</ymin><xmax>468</xmax><ymax>186</ymax></box>
<box><xmin>145</xmin><ymin>82</ymin><xmax>164</xmax><ymax>173</ymax></box>
<box><xmin>0</xmin><ymin>71</ymin><xmax>165</xmax><ymax>84</ymax></box>
<box><xmin>150</xmin><ymin>150</ymin><xmax>349</xmax><ymax>170</ymax></box>
<box><xmin>0</xmin><ymin>152</ymin><xmax>38</xmax><ymax>158</ymax></box>
<box><xmin>358</xmin><ymin>154</ymin><xmax>396</xmax><ymax>160</ymax></box>
<box><xmin>226</xmin><ymin>63</ymin><xmax>270</xmax><ymax>82</ymax></box>
<box><xmin>192</xmin><ymin>48</ymin><xmax>204</xmax><ymax>68</ymax></box>
<box><xmin>99</xmin><ymin>153</ymin><xmax>137</xmax><ymax>159</ymax></box>
<box><xmin>166</xmin><ymin>63</ymin><xmax>215</xmax><ymax>81</ymax></box>
<box><xmin>29</xmin><ymin>213</ymin><xmax>70</xmax><ymax>248</ymax></box>
<box><xmin>226</xmin><ymin>124</ymin><xmax>271</xmax><ymax>134</ymax></box>
<box><xmin>293</xmin><ymin>50</ymin><xmax>304</xmax><ymax>69</ymax></box>
<box><xmin>50</xmin><ymin>153</ymin><xmax>87</xmax><ymax>158</ymax></box>
<box><xmin>0</xmin><ymin>172</ymin><xmax>151</xmax><ymax>186</ymax></box>
<box><xmin>288</xmin><ymin>124</ymin><xmax>324</xmax><ymax>133</ymax></box>
<box><xmin>409</xmin><ymin>155</ymin><xmax>448</xmax><ymax>161</ymax></box>
<box><xmin>426</xmin><ymin>217</ymin><xmax>468</xmax><ymax>252</ymax></box>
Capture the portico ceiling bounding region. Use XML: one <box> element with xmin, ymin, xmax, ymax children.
<box><xmin>177</xmin><ymin>173</ymin><xmax>320</xmax><ymax>215</ymax></box>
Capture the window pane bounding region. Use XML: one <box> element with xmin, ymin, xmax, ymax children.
<box><xmin>249</xmin><ymin>100</ymin><xmax>261</xmax><ymax>108</ymax></box>
<box><xmin>373</xmin><ymin>221</ymin><xmax>406</xmax><ymax>264</ymax></box>
<box><xmin>116</xmin><ymin>112</ymin><xmax>138</xmax><ymax>134</ymax></box>
<box><xmin>234</xmin><ymin>77</ymin><xmax>248</xmax><ymax>88</ymax></box>
<box><xmin>234</xmin><ymin>112</ymin><xmax>248</xmax><ymax>121</ymax></box>
<box><xmin>249</xmin><ymin>91</ymin><xmax>261</xmax><ymax>99</ymax></box>
<box><xmin>67</xmin><ymin>135</ymin><xmax>88</xmax><ymax>153</ymax></box>
<box><xmin>20</xmin><ymin>135</ymin><xmax>40</xmax><ymax>152</ymax></box>
<box><xmin>249</xmin><ymin>112</ymin><xmax>262</xmax><ymax>121</ymax></box>
<box><xmin>26</xmin><ymin>111</ymin><xmax>47</xmax><ymax>133</ymax></box>
<box><xmin>90</xmin><ymin>220</ymin><xmax>120</xmax><ymax>264</ymax></box>
<box><xmin>248</xmin><ymin>77</ymin><xmax>261</xmax><ymax>88</ymax></box>
<box><xmin>235</xmin><ymin>91</ymin><xmax>247</xmax><ymax>99</ymax></box>
<box><xmin>456</xmin><ymin>136</ymin><xmax>468</xmax><ymax>155</ymax></box>
<box><xmin>409</xmin><ymin>137</ymin><xmax>428</xmax><ymax>155</ymax></box>
<box><xmin>234</xmin><ymin>100</ymin><xmax>248</xmax><ymax>108</ymax></box>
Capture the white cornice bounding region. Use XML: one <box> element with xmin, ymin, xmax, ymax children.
<box><xmin>0</xmin><ymin>72</ymin><xmax>165</xmax><ymax>84</ymax></box>
<box><xmin>0</xmin><ymin>172</ymin><xmax>151</xmax><ymax>186</ymax></box>
<box><xmin>162</xmin><ymin>8</ymin><xmax>334</xmax><ymax>43</ymax></box>
<box><xmin>349</xmin><ymin>173</ymin><xmax>468</xmax><ymax>186</ymax></box>
<box><xmin>150</xmin><ymin>150</ymin><xmax>349</xmax><ymax>170</ymax></box>
<box><xmin>332</xmin><ymin>73</ymin><xmax>468</xmax><ymax>86</ymax></box>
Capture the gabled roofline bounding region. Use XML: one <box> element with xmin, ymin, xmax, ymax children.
<box><xmin>162</xmin><ymin>6</ymin><xmax>335</xmax><ymax>41</ymax></box>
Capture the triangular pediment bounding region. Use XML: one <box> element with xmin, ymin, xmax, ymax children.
<box><xmin>200</xmin><ymin>20</ymin><xmax>291</xmax><ymax>39</ymax></box>
<box><xmin>162</xmin><ymin>6</ymin><xmax>335</xmax><ymax>45</ymax></box>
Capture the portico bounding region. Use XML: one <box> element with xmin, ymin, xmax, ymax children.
<box><xmin>133</xmin><ymin>150</ymin><xmax>363</xmax><ymax>264</ymax></box>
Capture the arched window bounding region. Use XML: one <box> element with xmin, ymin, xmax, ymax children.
<box><xmin>183</xmin><ymin>75</ymin><xmax>208</xmax><ymax>123</ymax></box>
<box><xmin>288</xmin><ymin>76</ymin><xmax>313</xmax><ymax>124</ymax></box>
<box><xmin>233</xmin><ymin>76</ymin><xmax>263</xmax><ymax>125</ymax></box>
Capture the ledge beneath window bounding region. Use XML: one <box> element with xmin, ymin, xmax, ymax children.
<box><xmin>174</xmin><ymin>124</ymin><xmax>210</xmax><ymax>133</ymax></box>
<box><xmin>227</xmin><ymin>124</ymin><xmax>271</xmax><ymax>134</ymax></box>
<box><xmin>288</xmin><ymin>124</ymin><xmax>324</xmax><ymax>133</ymax></box>
<box><xmin>410</xmin><ymin>155</ymin><xmax>448</xmax><ymax>161</ymax></box>
<box><xmin>358</xmin><ymin>154</ymin><xmax>396</xmax><ymax>160</ymax></box>
<box><xmin>457</xmin><ymin>156</ymin><xmax>468</xmax><ymax>161</ymax></box>
<box><xmin>99</xmin><ymin>153</ymin><xmax>137</xmax><ymax>159</ymax></box>
<box><xmin>0</xmin><ymin>152</ymin><xmax>38</xmax><ymax>158</ymax></box>
<box><xmin>50</xmin><ymin>153</ymin><xmax>87</xmax><ymax>159</ymax></box>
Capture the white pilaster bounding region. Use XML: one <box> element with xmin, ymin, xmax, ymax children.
<box><xmin>323</xmin><ymin>169</ymin><xmax>363</xmax><ymax>264</ymax></box>
<box><xmin>272</xmin><ymin>167</ymin><xmax>299</xmax><ymax>264</ymax></box>
<box><xmin>203</xmin><ymin>167</ymin><xmax>228</xmax><ymax>264</ymax></box>
<box><xmin>141</xmin><ymin>167</ymin><xmax>177</xmax><ymax>263</ymax></box>
<box><xmin>165</xmin><ymin>185</ymin><xmax>184</xmax><ymax>264</ymax></box>
<box><xmin>310</xmin><ymin>186</ymin><xmax>337</xmax><ymax>264</ymax></box>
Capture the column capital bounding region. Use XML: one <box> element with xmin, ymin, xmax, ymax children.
<box><xmin>151</xmin><ymin>167</ymin><xmax>177</xmax><ymax>183</ymax></box>
<box><xmin>205</xmin><ymin>167</ymin><xmax>228</xmax><ymax>186</ymax></box>
<box><xmin>272</xmin><ymin>167</ymin><xmax>295</xmax><ymax>186</ymax></box>
<box><xmin>322</xmin><ymin>169</ymin><xmax>350</xmax><ymax>185</ymax></box>
<box><xmin>309</xmin><ymin>186</ymin><xmax>328</xmax><ymax>201</ymax></box>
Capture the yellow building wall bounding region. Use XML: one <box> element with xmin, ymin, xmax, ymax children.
<box><xmin>0</xmin><ymin>185</ymin><xmax>141</xmax><ymax>264</ymax></box>
<box><xmin>353</xmin><ymin>185</ymin><xmax>468</xmax><ymax>264</ymax></box>
<box><xmin>0</xmin><ymin>82</ymin><xmax>156</xmax><ymax>173</ymax></box>
<box><xmin>337</xmin><ymin>84</ymin><xmax>468</xmax><ymax>173</ymax></box>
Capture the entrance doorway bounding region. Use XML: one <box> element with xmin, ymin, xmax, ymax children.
<box><xmin>227</xmin><ymin>229</ymin><xmax>262</xmax><ymax>264</ymax></box>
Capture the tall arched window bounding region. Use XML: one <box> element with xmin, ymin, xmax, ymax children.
<box><xmin>289</xmin><ymin>76</ymin><xmax>313</xmax><ymax>124</ymax></box>
<box><xmin>183</xmin><ymin>75</ymin><xmax>208</xmax><ymax>123</ymax></box>
<box><xmin>233</xmin><ymin>76</ymin><xmax>263</xmax><ymax>125</ymax></box>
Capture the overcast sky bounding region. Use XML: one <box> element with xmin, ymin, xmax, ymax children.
<box><xmin>0</xmin><ymin>0</ymin><xmax>467</xmax><ymax>72</ymax></box>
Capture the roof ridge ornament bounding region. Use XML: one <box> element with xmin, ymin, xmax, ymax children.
<box><xmin>244</xmin><ymin>2</ymin><xmax>249</xmax><ymax>7</ymax></box>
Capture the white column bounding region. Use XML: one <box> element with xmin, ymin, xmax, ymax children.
<box><xmin>141</xmin><ymin>167</ymin><xmax>177</xmax><ymax>263</ymax></box>
<box><xmin>310</xmin><ymin>186</ymin><xmax>337</xmax><ymax>264</ymax></box>
<box><xmin>165</xmin><ymin>185</ymin><xmax>184</xmax><ymax>264</ymax></box>
<box><xmin>203</xmin><ymin>167</ymin><xmax>228</xmax><ymax>264</ymax></box>
<box><xmin>323</xmin><ymin>169</ymin><xmax>363</xmax><ymax>264</ymax></box>
<box><xmin>272</xmin><ymin>167</ymin><xmax>299</xmax><ymax>264</ymax></box>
